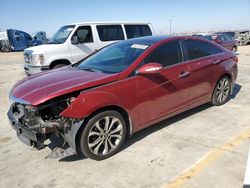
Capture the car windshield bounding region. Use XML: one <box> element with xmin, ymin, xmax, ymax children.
<box><xmin>48</xmin><ymin>25</ymin><xmax>75</xmax><ymax>44</ymax></box>
<box><xmin>77</xmin><ymin>41</ymin><xmax>149</xmax><ymax>74</ymax></box>
<box><xmin>202</xmin><ymin>36</ymin><xmax>213</xmax><ymax>40</ymax></box>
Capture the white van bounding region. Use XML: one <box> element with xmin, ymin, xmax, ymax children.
<box><xmin>23</xmin><ymin>22</ymin><xmax>154</xmax><ymax>75</ymax></box>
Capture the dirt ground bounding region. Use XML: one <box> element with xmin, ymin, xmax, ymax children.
<box><xmin>0</xmin><ymin>47</ymin><xmax>250</xmax><ymax>188</ymax></box>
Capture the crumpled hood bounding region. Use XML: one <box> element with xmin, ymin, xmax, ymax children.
<box><xmin>10</xmin><ymin>66</ymin><xmax>118</xmax><ymax>106</ymax></box>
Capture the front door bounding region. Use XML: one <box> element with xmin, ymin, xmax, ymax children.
<box><xmin>135</xmin><ymin>40</ymin><xmax>193</xmax><ymax>126</ymax></box>
<box><xmin>70</xmin><ymin>25</ymin><xmax>97</xmax><ymax>63</ymax></box>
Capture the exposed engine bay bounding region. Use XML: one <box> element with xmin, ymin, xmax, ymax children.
<box><xmin>8</xmin><ymin>93</ymin><xmax>83</xmax><ymax>152</ymax></box>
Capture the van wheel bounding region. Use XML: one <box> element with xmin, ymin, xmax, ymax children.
<box><xmin>52</xmin><ymin>63</ymin><xmax>66</xmax><ymax>69</ymax></box>
<box><xmin>211</xmin><ymin>76</ymin><xmax>231</xmax><ymax>106</ymax></box>
<box><xmin>80</xmin><ymin>110</ymin><xmax>127</xmax><ymax>160</ymax></box>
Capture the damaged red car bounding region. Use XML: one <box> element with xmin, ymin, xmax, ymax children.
<box><xmin>8</xmin><ymin>36</ymin><xmax>238</xmax><ymax>160</ymax></box>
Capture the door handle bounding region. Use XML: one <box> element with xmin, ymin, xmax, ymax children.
<box><xmin>179</xmin><ymin>71</ymin><xmax>190</xmax><ymax>78</ymax></box>
<box><xmin>213</xmin><ymin>59</ymin><xmax>221</xmax><ymax>65</ymax></box>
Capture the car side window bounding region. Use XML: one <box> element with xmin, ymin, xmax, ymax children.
<box><xmin>219</xmin><ymin>35</ymin><xmax>226</xmax><ymax>42</ymax></box>
<box><xmin>97</xmin><ymin>25</ymin><xmax>124</xmax><ymax>41</ymax></box>
<box><xmin>125</xmin><ymin>25</ymin><xmax>152</xmax><ymax>39</ymax></box>
<box><xmin>184</xmin><ymin>40</ymin><xmax>213</xmax><ymax>60</ymax></box>
<box><xmin>144</xmin><ymin>41</ymin><xmax>182</xmax><ymax>67</ymax></box>
<box><xmin>224</xmin><ymin>35</ymin><xmax>232</xmax><ymax>41</ymax></box>
<box><xmin>73</xmin><ymin>26</ymin><xmax>93</xmax><ymax>43</ymax></box>
<box><xmin>209</xmin><ymin>44</ymin><xmax>224</xmax><ymax>55</ymax></box>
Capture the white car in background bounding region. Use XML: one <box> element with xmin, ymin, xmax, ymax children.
<box><xmin>23</xmin><ymin>22</ymin><xmax>154</xmax><ymax>75</ymax></box>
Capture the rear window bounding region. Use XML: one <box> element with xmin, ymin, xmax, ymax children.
<box><xmin>125</xmin><ymin>25</ymin><xmax>152</xmax><ymax>39</ymax></box>
<box><xmin>97</xmin><ymin>25</ymin><xmax>124</xmax><ymax>41</ymax></box>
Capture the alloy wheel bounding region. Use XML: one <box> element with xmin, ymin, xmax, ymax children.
<box><xmin>215</xmin><ymin>77</ymin><xmax>230</xmax><ymax>103</ymax></box>
<box><xmin>87</xmin><ymin>116</ymin><xmax>123</xmax><ymax>156</ymax></box>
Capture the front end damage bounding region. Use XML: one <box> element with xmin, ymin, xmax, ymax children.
<box><xmin>7</xmin><ymin>94</ymin><xmax>83</xmax><ymax>153</ymax></box>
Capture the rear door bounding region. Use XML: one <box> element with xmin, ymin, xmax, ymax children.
<box><xmin>135</xmin><ymin>40</ymin><xmax>193</xmax><ymax>126</ymax></box>
<box><xmin>182</xmin><ymin>39</ymin><xmax>224</xmax><ymax>100</ymax></box>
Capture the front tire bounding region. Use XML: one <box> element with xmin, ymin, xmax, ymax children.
<box><xmin>80</xmin><ymin>110</ymin><xmax>127</xmax><ymax>160</ymax></box>
<box><xmin>211</xmin><ymin>76</ymin><xmax>231</xmax><ymax>106</ymax></box>
<box><xmin>52</xmin><ymin>63</ymin><xmax>66</xmax><ymax>69</ymax></box>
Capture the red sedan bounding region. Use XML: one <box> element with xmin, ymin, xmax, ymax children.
<box><xmin>8</xmin><ymin>36</ymin><xmax>238</xmax><ymax>160</ymax></box>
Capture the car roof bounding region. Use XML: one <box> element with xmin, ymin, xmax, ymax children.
<box><xmin>122</xmin><ymin>36</ymin><xmax>171</xmax><ymax>45</ymax></box>
<box><xmin>121</xmin><ymin>35</ymin><xmax>211</xmax><ymax>46</ymax></box>
<box><xmin>67</xmin><ymin>21</ymin><xmax>152</xmax><ymax>26</ymax></box>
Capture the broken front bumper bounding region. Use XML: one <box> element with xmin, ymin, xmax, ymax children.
<box><xmin>7</xmin><ymin>106</ymin><xmax>46</xmax><ymax>149</ymax></box>
<box><xmin>7</xmin><ymin>103</ymin><xmax>84</xmax><ymax>153</ymax></box>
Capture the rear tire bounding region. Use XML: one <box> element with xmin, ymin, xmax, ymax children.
<box><xmin>211</xmin><ymin>76</ymin><xmax>231</xmax><ymax>106</ymax></box>
<box><xmin>80</xmin><ymin>110</ymin><xmax>127</xmax><ymax>160</ymax></box>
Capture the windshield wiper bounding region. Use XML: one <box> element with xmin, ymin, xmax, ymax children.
<box><xmin>80</xmin><ymin>66</ymin><xmax>96</xmax><ymax>72</ymax></box>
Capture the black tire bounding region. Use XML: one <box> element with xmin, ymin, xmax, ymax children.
<box><xmin>211</xmin><ymin>76</ymin><xmax>231</xmax><ymax>106</ymax></box>
<box><xmin>52</xmin><ymin>63</ymin><xmax>66</xmax><ymax>69</ymax></box>
<box><xmin>80</xmin><ymin>110</ymin><xmax>127</xmax><ymax>160</ymax></box>
<box><xmin>2</xmin><ymin>46</ymin><xmax>11</xmax><ymax>52</ymax></box>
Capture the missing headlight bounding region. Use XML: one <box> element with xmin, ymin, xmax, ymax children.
<box><xmin>38</xmin><ymin>92</ymin><xmax>79</xmax><ymax>121</ymax></box>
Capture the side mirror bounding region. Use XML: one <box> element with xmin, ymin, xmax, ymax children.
<box><xmin>71</xmin><ymin>36</ymin><xmax>79</xmax><ymax>45</ymax></box>
<box><xmin>136</xmin><ymin>63</ymin><xmax>163</xmax><ymax>75</ymax></box>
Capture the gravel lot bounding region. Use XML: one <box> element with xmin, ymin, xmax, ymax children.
<box><xmin>0</xmin><ymin>47</ymin><xmax>250</xmax><ymax>188</ymax></box>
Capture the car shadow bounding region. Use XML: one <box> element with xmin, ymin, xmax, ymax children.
<box><xmin>52</xmin><ymin>83</ymin><xmax>241</xmax><ymax>162</ymax></box>
<box><xmin>231</xmin><ymin>83</ymin><xmax>241</xmax><ymax>99</ymax></box>
<box><xmin>121</xmin><ymin>103</ymin><xmax>212</xmax><ymax>152</ymax></box>
<box><xmin>57</xmin><ymin>103</ymin><xmax>212</xmax><ymax>162</ymax></box>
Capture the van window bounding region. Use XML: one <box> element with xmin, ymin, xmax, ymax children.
<box><xmin>125</xmin><ymin>25</ymin><xmax>152</xmax><ymax>39</ymax></box>
<box><xmin>73</xmin><ymin>26</ymin><xmax>93</xmax><ymax>43</ymax></box>
<box><xmin>144</xmin><ymin>40</ymin><xmax>182</xmax><ymax>67</ymax></box>
<box><xmin>97</xmin><ymin>25</ymin><xmax>124</xmax><ymax>41</ymax></box>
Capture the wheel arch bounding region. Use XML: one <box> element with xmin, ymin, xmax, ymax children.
<box><xmin>49</xmin><ymin>59</ymin><xmax>71</xmax><ymax>69</ymax></box>
<box><xmin>74</xmin><ymin>105</ymin><xmax>133</xmax><ymax>154</ymax></box>
<box><xmin>214</xmin><ymin>73</ymin><xmax>232</xmax><ymax>88</ymax></box>
<box><xmin>232</xmin><ymin>45</ymin><xmax>237</xmax><ymax>51</ymax></box>
<box><xmin>212</xmin><ymin>73</ymin><xmax>232</xmax><ymax>99</ymax></box>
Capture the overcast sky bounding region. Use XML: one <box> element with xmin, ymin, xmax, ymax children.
<box><xmin>0</xmin><ymin>0</ymin><xmax>250</xmax><ymax>36</ymax></box>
